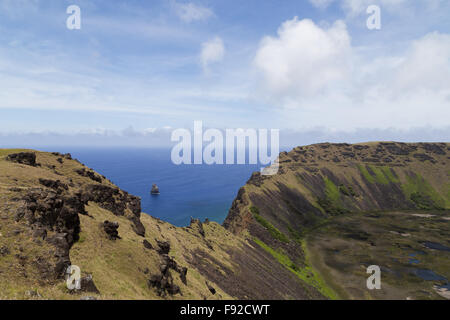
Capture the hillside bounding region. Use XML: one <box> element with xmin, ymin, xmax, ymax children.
<box><xmin>223</xmin><ymin>142</ymin><xmax>450</xmax><ymax>299</ymax></box>
<box><xmin>0</xmin><ymin>149</ymin><xmax>320</xmax><ymax>300</ymax></box>
<box><xmin>0</xmin><ymin>142</ymin><xmax>448</xmax><ymax>300</ymax></box>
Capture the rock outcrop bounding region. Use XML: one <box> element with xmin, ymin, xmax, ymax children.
<box><xmin>6</xmin><ymin>152</ymin><xmax>37</xmax><ymax>166</ymax></box>
<box><xmin>148</xmin><ymin>241</ymin><xmax>187</xmax><ymax>296</ymax></box>
<box><xmin>151</xmin><ymin>184</ymin><xmax>160</xmax><ymax>195</ymax></box>
<box><xmin>103</xmin><ymin>221</ymin><xmax>120</xmax><ymax>240</ymax></box>
<box><xmin>14</xmin><ymin>188</ymin><xmax>84</xmax><ymax>278</ymax></box>
<box><xmin>83</xmin><ymin>184</ymin><xmax>145</xmax><ymax>237</ymax></box>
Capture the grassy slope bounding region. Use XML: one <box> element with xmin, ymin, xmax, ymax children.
<box><xmin>0</xmin><ymin>148</ymin><xmax>315</xmax><ymax>300</ymax></box>
<box><xmin>0</xmin><ymin>149</ymin><xmax>236</xmax><ymax>300</ymax></box>
<box><xmin>1</xmin><ymin>142</ymin><xmax>448</xmax><ymax>300</ymax></box>
<box><xmin>224</xmin><ymin>142</ymin><xmax>450</xmax><ymax>300</ymax></box>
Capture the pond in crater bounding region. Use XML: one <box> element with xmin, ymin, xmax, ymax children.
<box><xmin>422</xmin><ymin>242</ymin><xmax>450</xmax><ymax>252</ymax></box>
<box><xmin>411</xmin><ymin>269</ymin><xmax>447</xmax><ymax>281</ymax></box>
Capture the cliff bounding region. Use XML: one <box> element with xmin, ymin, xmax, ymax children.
<box><xmin>0</xmin><ymin>149</ymin><xmax>320</xmax><ymax>300</ymax></box>
<box><xmin>223</xmin><ymin>142</ymin><xmax>449</xmax><ymax>299</ymax></box>
<box><xmin>0</xmin><ymin>142</ymin><xmax>448</xmax><ymax>300</ymax></box>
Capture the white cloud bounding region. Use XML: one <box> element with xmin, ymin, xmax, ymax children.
<box><xmin>254</xmin><ymin>18</ymin><xmax>352</xmax><ymax>97</ymax></box>
<box><xmin>392</xmin><ymin>32</ymin><xmax>450</xmax><ymax>94</ymax></box>
<box><xmin>173</xmin><ymin>1</ymin><xmax>214</xmax><ymax>23</ymax></box>
<box><xmin>253</xmin><ymin>17</ymin><xmax>450</xmax><ymax>130</ymax></box>
<box><xmin>200</xmin><ymin>37</ymin><xmax>225</xmax><ymax>73</ymax></box>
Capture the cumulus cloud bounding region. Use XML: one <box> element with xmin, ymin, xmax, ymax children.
<box><xmin>391</xmin><ymin>32</ymin><xmax>450</xmax><ymax>94</ymax></box>
<box><xmin>253</xmin><ymin>17</ymin><xmax>450</xmax><ymax>130</ymax></box>
<box><xmin>254</xmin><ymin>18</ymin><xmax>352</xmax><ymax>98</ymax></box>
<box><xmin>200</xmin><ymin>36</ymin><xmax>225</xmax><ymax>73</ymax></box>
<box><xmin>173</xmin><ymin>1</ymin><xmax>214</xmax><ymax>23</ymax></box>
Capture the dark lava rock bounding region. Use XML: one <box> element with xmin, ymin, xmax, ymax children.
<box><xmin>38</xmin><ymin>179</ymin><xmax>68</xmax><ymax>191</ymax></box>
<box><xmin>149</xmin><ymin>241</ymin><xmax>189</xmax><ymax>293</ymax></box>
<box><xmin>413</xmin><ymin>153</ymin><xmax>436</xmax><ymax>163</ymax></box>
<box><xmin>148</xmin><ymin>272</ymin><xmax>180</xmax><ymax>297</ymax></box>
<box><xmin>342</xmin><ymin>152</ymin><xmax>355</xmax><ymax>158</ymax></box>
<box><xmin>205</xmin><ymin>281</ymin><xmax>216</xmax><ymax>295</ymax></box>
<box><xmin>15</xmin><ymin>188</ymin><xmax>84</xmax><ymax>279</ymax></box>
<box><xmin>420</xmin><ymin>143</ymin><xmax>446</xmax><ymax>155</ymax></box>
<box><xmin>148</xmin><ymin>254</ymin><xmax>187</xmax><ymax>296</ymax></box>
<box><xmin>0</xmin><ymin>246</ymin><xmax>10</xmax><ymax>256</ymax></box>
<box><xmin>247</xmin><ymin>172</ymin><xmax>265</xmax><ymax>187</ymax></box>
<box><xmin>130</xmin><ymin>215</ymin><xmax>146</xmax><ymax>237</ymax></box>
<box><xmin>20</xmin><ymin>189</ymin><xmax>83</xmax><ymax>236</ymax></box>
<box><xmin>151</xmin><ymin>184</ymin><xmax>160</xmax><ymax>195</ymax></box>
<box><xmin>83</xmin><ymin>184</ymin><xmax>145</xmax><ymax>237</ymax></box>
<box><xmin>143</xmin><ymin>239</ymin><xmax>153</xmax><ymax>250</ymax></box>
<box><xmin>6</xmin><ymin>152</ymin><xmax>37</xmax><ymax>166</ymax></box>
<box><xmin>157</xmin><ymin>240</ymin><xmax>171</xmax><ymax>255</ymax></box>
<box><xmin>32</xmin><ymin>226</ymin><xmax>47</xmax><ymax>240</ymax></box>
<box><xmin>80</xmin><ymin>274</ymin><xmax>101</xmax><ymax>294</ymax></box>
<box><xmin>179</xmin><ymin>267</ymin><xmax>188</xmax><ymax>285</ymax></box>
<box><xmin>353</xmin><ymin>145</ymin><xmax>369</xmax><ymax>150</ymax></box>
<box><xmin>75</xmin><ymin>168</ymin><xmax>102</xmax><ymax>183</ymax></box>
<box><xmin>64</xmin><ymin>153</ymin><xmax>72</xmax><ymax>160</ymax></box>
<box><xmin>189</xmin><ymin>217</ymin><xmax>205</xmax><ymax>237</ymax></box>
<box><xmin>148</xmin><ymin>253</ymin><xmax>185</xmax><ymax>296</ymax></box>
<box><xmin>382</xmin><ymin>142</ymin><xmax>415</xmax><ymax>155</ymax></box>
<box><xmin>103</xmin><ymin>221</ymin><xmax>120</xmax><ymax>240</ymax></box>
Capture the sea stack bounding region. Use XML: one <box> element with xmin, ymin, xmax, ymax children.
<box><xmin>151</xmin><ymin>184</ymin><xmax>160</xmax><ymax>195</ymax></box>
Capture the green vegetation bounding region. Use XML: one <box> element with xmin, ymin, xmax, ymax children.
<box><xmin>358</xmin><ymin>165</ymin><xmax>376</xmax><ymax>183</ymax></box>
<box><xmin>338</xmin><ymin>184</ymin><xmax>357</xmax><ymax>197</ymax></box>
<box><xmin>317</xmin><ymin>178</ymin><xmax>349</xmax><ymax>215</ymax></box>
<box><xmin>249</xmin><ymin>206</ymin><xmax>260</xmax><ymax>215</ymax></box>
<box><xmin>253</xmin><ymin>237</ymin><xmax>338</xmax><ymax>300</ymax></box>
<box><xmin>250</xmin><ymin>206</ymin><xmax>290</xmax><ymax>243</ymax></box>
<box><xmin>381</xmin><ymin>166</ymin><xmax>400</xmax><ymax>183</ymax></box>
<box><xmin>324</xmin><ymin>178</ymin><xmax>340</xmax><ymax>202</ymax></box>
<box><xmin>306</xmin><ymin>209</ymin><xmax>450</xmax><ymax>300</ymax></box>
<box><xmin>370</xmin><ymin>166</ymin><xmax>390</xmax><ymax>185</ymax></box>
<box><xmin>410</xmin><ymin>192</ymin><xmax>444</xmax><ymax>210</ymax></box>
<box><xmin>287</xmin><ymin>225</ymin><xmax>302</xmax><ymax>241</ymax></box>
<box><xmin>402</xmin><ymin>173</ymin><xmax>446</xmax><ymax>209</ymax></box>
<box><xmin>317</xmin><ymin>198</ymin><xmax>349</xmax><ymax>215</ymax></box>
<box><xmin>358</xmin><ymin>165</ymin><xmax>394</xmax><ymax>184</ymax></box>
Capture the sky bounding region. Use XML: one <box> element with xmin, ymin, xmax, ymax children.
<box><xmin>0</xmin><ymin>0</ymin><xmax>449</xmax><ymax>147</ymax></box>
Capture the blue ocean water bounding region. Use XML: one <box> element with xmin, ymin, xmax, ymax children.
<box><xmin>48</xmin><ymin>147</ymin><xmax>261</xmax><ymax>227</ymax></box>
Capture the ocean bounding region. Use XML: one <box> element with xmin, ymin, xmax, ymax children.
<box><xmin>47</xmin><ymin>147</ymin><xmax>261</xmax><ymax>226</ymax></box>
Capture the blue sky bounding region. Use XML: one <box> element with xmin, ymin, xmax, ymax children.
<box><xmin>0</xmin><ymin>0</ymin><xmax>449</xmax><ymax>146</ymax></box>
